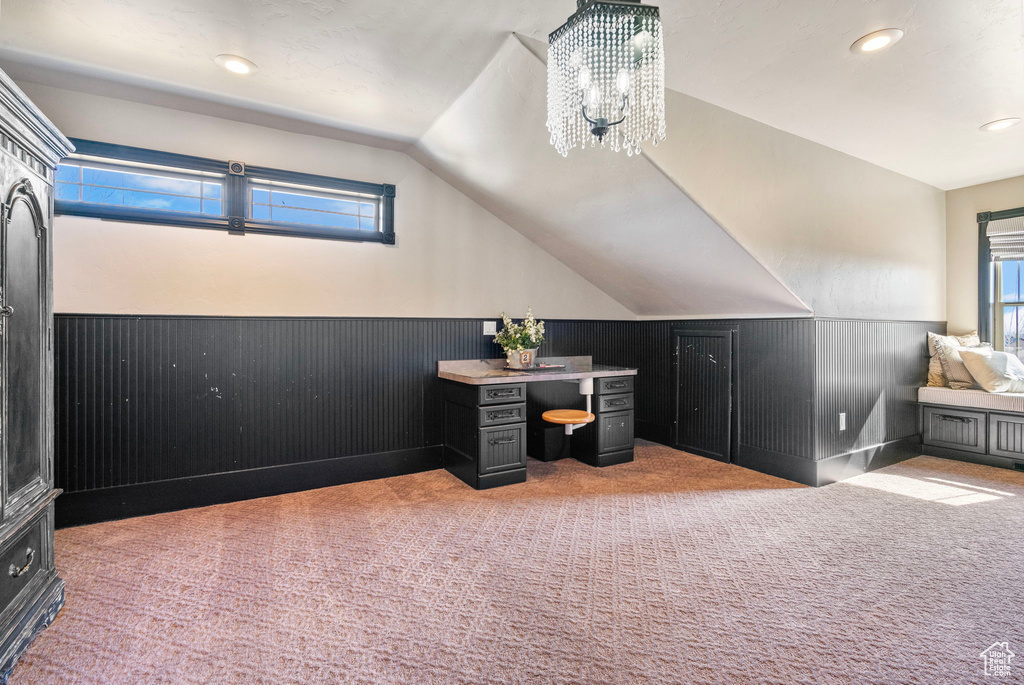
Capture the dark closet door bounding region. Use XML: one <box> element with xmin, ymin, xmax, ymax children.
<box><xmin>3</xmin><ymin>185</ymin><xmax>48</xmax><ymax>513</ymax></box>
<box><xmin>672</xmin><ymin>329</ymin><xmax>734</xmax><ymax>462</ymax></box>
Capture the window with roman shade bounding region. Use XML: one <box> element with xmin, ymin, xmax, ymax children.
<box><xmin>979</xmin><ymin>207</ymin><xmax>1024</xmax><ymax>355</ymax></box>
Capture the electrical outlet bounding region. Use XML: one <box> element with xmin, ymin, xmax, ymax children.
<box><xmin>839</xmin><ymin>413</ymin><xmax>847</xmax><ymax>431</ymax></box>
<box><xmin>483</xmin><ymin>320</ymin><xmax>497</xmax><ymax>336</ymax></box>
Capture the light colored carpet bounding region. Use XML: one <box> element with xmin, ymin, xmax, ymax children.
<box><xmin>10</xmin><ymin>441</ymin><xmax>1024</xmax><ymax>684</ymax></box>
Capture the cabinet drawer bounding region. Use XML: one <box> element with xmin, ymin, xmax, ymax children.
<box><xmin>922</xmin><ymin>406</ymin><xmax>986</xmax><ymax>454</ymax></box>
<box><xmin>595</xmin><ymin>377</ymin><xmax>633</xmax><ymax>395</ymax></box>
<box><xmin>479</xmin><ymin>424</ymin><xmax>526</xmax><ymax>474</ymax></box>
<box><xmin>479</xmin><ymin>403</ymin><xmax>526</xmax><ymax>427</ymax></box>
<box><xmin>598</xmin><ymin>394</ymin><xmax>634</xmax><ymax>413</ymax></box>
<box><xmin>989</xmin><ymin>413</ymin><xmax>1024</xmax><ymax>459</ymax></box>
<box><xmin>479</xmin><ymin>384</ymin><xmax>526</xmax><ymax>406</ymax></box>
<box><xmin>598</xmin><ymin>411</ymin><xmax>634</xmax><ymax>454</ymax></box>
<box><xmin>0</xmin><ymin>515</ymin><xmax>44</xmax><ymax>613</ymax></box>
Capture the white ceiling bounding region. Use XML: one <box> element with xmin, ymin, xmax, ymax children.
<box><xmin>1</xmin><ymin>0</ymin><xmax>1021</xmax><ymax>190</ymax></box>
<box><xmin>415</xmin><ymin>36</ymin><xmax>811</xmax><ymax>318</ymax></box>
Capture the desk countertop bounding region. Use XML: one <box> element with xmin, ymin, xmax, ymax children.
<box><xmin>438</xmin><ymin>356</ymin><xmax>637</xmax><ymax>386</ymax></box>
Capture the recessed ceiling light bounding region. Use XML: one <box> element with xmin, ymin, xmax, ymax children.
<box><xmin>980</xmin><ymin>118</ymin><xmax>1022</xmax><ymax>132</ymax></box>
<box><xmin>214</xmin><ymin>54</ymin><xmax>258</xmax><ymax>75</ymax></box>
<box><xmin>850</xmin><ymin>28</ymin><xmax>905</xmax><ymax>53</ymax></box>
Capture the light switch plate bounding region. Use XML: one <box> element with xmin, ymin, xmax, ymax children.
<box><xmin>839</xmin><ymin>413</ymin><xmax>847</xmax><ymax>431</ymax></box>
<box><xmin>483</xmin><ymin>321</ymin><xmax>497</xmax><ymax>336</ymax></box>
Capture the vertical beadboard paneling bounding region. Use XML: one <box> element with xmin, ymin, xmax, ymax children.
<box><xmin>735</xmin><ymin>319</ymin><xmax>816</xmax><ymax>459</ymax></box>
<box><xmin>54</xmin><ymin>315</ymin><xmax>945</xmax><ymax>496</ymax></box>
<box><xmin>814</xmin><ymin>319</ymin><xmax>945</xmax><ymax>461</ymax></box>
<box><xmin>55</xmin><ymin>316</ymin><xmax>498</xmax><ymax>493</ymax></box>
<box><xmin>657</xmin><ymin>319</ymin><xmax>816</xmax><ymax>460</ymax></box>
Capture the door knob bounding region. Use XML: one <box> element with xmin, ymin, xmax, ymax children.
<box><xmin>0</xmin><ymin>305</ymin><xmax>13</xmax><ymax>317</ymax></box>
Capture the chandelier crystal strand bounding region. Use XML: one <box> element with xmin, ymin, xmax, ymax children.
<box><xmin>547</xmin><ymin>0</ymin><xmax>665</xmax><ymax>156</ymax></box>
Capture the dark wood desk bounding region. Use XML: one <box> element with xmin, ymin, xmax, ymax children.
<box><xmin>438</xmin><ymin>356</ymin><xmax>638</xmax><ymax>489</ymax></box>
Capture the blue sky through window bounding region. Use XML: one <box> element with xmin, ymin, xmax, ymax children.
<box><xmin>56</xmin><ymin>160</ymin><xmax>224</xmax><ymax>216</ymax></box>
<box><xmin>249</xmin><ymin>182</ymin><xmax>378</xmax><ymax>231</ymax></box>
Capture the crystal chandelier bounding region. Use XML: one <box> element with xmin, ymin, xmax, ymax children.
<box><xmin>547</xmin><ymin>0</ymin><xmax>666</xmax><ymax>157</ymax></box>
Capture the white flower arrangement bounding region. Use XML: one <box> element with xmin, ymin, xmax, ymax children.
<box><xmin>495</xmin><ymin>307</ymin><xmax>546</xmax><ymax>352</ymax></box>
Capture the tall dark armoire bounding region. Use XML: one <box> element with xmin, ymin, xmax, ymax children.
<box><xmin>0</xmin><ymin>70</ymin><xmax>73</xmax><ymax>681</ymax></box>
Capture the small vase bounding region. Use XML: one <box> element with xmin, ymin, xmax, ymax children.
<box><xmin>506</xmin><ymin>348</ymin><xmax>539</xmax><ymax>369</ymax></box>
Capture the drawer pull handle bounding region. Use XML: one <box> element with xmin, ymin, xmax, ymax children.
<box><xmin>9</xmin><ymin>548</ymin><xmax>33</xmax><ymax>578</ymax></box>
<box><xmin>606</xmin><ymin>381</ymin><xmax>628</xmax><ymax>389</ymax></box>
<box><xmin>939</xmin><ymin>415</ymin><xmax>971</xmax><ymax>424</ymax></box>
<box><xmin>487</xmin><ymin>410</ymin><xmax>518</xmax><ymax>420</ymax></box>
<box><xmin>606</xmin><ymin>399</ymin><xmax>629</xmax><ymax>407</ymax></box>
<box><xmin>0</xmin><ymin>305</ymin><xmax>13</xmax><ymax>318</ymax></box>
<box><xmin>489</xmin><ymin>437</ymin><xmax>517</xmax><ymax>445</ymax></box>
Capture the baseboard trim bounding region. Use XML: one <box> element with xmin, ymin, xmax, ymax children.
<box><xmin>57</xmin><ymin>446</ymin><xmax>443</xmax><ymax>528</ymax></box>
<box><xmin>735</xmin><ymin>445</ymin><xmax>818</xmax><ymax>486</ymax></box>
<box><xmin>814</xmin><ymin>436</ymin><xmax>920</xmax><ymax>486</ymax></box>
<box><xmin>735</xmin><ymin>437</ymin><xmax>920</xmax><ymax>487</ymax></box>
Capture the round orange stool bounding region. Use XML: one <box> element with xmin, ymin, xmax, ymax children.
<box><xmin>542</xmin><ymin>409</ymin><xmax>595</xmax><ymax>426</ymax></box>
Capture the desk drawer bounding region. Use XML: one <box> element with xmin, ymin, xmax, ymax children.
<box><xmin>922</xmin><ymin>406</ymin><xmax>986</xmax><ymax>454</ymax></box>
<box><xmin>595</xmin><ymin>377</ymin><xmax>633</xmax><ymax>395</ymax></box>
<box><xmin>479</xmin><ymin>424</ymin><xmax>526</xmax><ymax>474</ymax></box>
<box><xmin>479</xmin><ymin>403</ymin><xmax>526</xmax><ymax>427</ymax></box>
<box><xmin>0</xmin><ymin>515</ymin><xmax>44</xmax><ymax>613</ymax></box>
<box><xmin>479</xmin><ymin>384</ymin><xmax>526</xmax><ymax>406</ymax></box>
<box><xmin>598</xmin><ymin>394</ymin><xmax>634</xmax><ymax>412</ymax></box>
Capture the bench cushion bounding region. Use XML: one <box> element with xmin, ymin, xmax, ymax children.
<box><xmin>919</xmin><ymin>386</ymin><xmax>1024</xmax><ymax>414</ymax></box>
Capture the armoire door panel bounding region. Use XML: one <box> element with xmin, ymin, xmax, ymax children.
<box><xmin>4</xmin><ymin>198</ymin><xmax>45</xmax><ymax>503</ymax></box>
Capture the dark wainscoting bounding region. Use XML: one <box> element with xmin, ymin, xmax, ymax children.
<box><xmin>812</xmin><ymin>319</ymin><xmax>945</xmax><ymax>483</ymax></box>
<box><xmin>53</xmin><ymin>314</ymin><xmax>944</xmax><ymax>526</ymax></box>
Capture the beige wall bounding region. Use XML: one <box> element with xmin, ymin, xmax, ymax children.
<box><xmin>19</xmin><ymin>82</ymin><xmax>635</xmax><ymax>320</ymax></box>
<box><xmin>946</xmin><ymin>175</ymin><xmax>1024</xmax><ymax>335</ymax></box>
<box><xmin>646</xmin><ymin>89</ymin><xmax>948</xmax><ymax>321</ymax></box>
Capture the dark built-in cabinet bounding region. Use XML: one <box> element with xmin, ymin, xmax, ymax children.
<box><xmin>0</xmin><ymin>70</ymin><xmax>73</xmax><ymax>681</ymax></box>
<box><xmin>922</xmin><ymin>404</ymin><xmax>1024</xmax><ymax>470</ymax></box>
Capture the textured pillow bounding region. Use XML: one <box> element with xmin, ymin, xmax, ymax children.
<box><xmin>928</xmin><ymin>331</ymin><xmax>981</xmax><ymax>357</ymax></box>
<box><xmin>961</xmin><ymin>348</ymin><xmax>1024</xmax><ymax>393</ymax></box>
<box><xmin>934</xmin><ymin>341</ymin><xmax>993</xmax><ymax>390</ymax></box>
<box><xmin>927</xmin><ymin>355</ymin><xmax>946</xmax><ymax>387</ymax></box>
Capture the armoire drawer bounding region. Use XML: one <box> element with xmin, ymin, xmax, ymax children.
<box><xmin>0</xmin><ymin>515</ymin><xmax>44</xmax><ymax>613</ymax></box>
<box><xmin>922</xmin><ymin>406</ymin><xmax>986</xmax><ymax>454</ymax></box>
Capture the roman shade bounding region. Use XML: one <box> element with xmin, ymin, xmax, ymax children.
<box><xmin>986</xmin><ymin>215</ymin><xmax>1024</xmax><ymax>261</ymax></box>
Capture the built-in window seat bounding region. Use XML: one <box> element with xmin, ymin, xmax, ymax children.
<box><xmin>919</xmin><ymin>387</ymin><xmax>1024</xmax><ymax>471</ymax></box>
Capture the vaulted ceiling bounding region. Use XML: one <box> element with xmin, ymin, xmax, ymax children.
<box><xmin>2</xmin><ymin>0</ymin><xmax>1021</xmax><ymax>190</ymax></box>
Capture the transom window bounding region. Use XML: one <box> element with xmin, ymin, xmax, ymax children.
<box><xmin>55</xmin><ymin>139</ymin><xmax>396</xmax><ymax>244</ymax></box>
<box><xmin>249</xmin><ymin>180</ymin><xmax>379</xmax><ymax>232</ymax></box>
<box><xmin>56</xmin><ymin>158</ymin><xmax>225</xmax><ymax>216</ymax></box>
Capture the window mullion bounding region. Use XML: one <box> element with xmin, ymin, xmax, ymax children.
<box><xmin>226</xmin><ymin>173</ymin><xmax>248</xmax><ymax>234</ymax></box>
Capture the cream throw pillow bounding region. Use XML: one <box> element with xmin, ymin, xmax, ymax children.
<box><xmin>928</xmin><ymin>331</ymin><xmax>980</xmax><ymax>357</ymax></box>
<box><xmin>927</xmin><ymin>331</ymin><xmax>982</xmax><ymax>387</ymax></box>
<box><xmin>934</xmin><ymin>341</ymin><xmax>993</xmax><ymax>390</ymax></box>
<box><xmin>961</xmin><ymin>348</ymin><xmax>1024</xmax><ymax>393</ymax></box>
